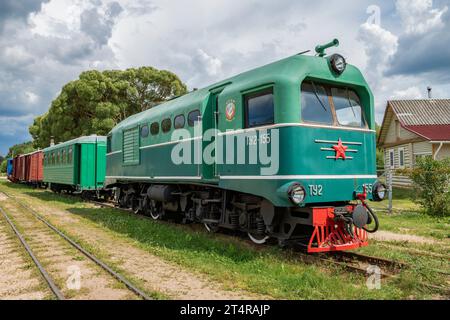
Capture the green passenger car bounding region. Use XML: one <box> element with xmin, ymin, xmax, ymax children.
<box><xmin>43</xmin><ymin>135</ymin><xmax>107</xmax><ymax>193</ymax></box>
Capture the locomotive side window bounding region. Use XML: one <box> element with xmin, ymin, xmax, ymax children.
<box><xmin>245</xmin><ymin>89</ymin><xmax>274</xmax><ymax>128</ymax></box>
<box><xmin>174</xmin><ymin>114</ymin><xmax>185</xmax><ymax>129</ymax></box>
<box><xmin>188</xmin><ymin>110</ymin><xmax>201</xmax><ymax>127</ymax></box>
<box><xmin>301</xmin><ymin>82</ymin><xmax>333</xmax><ymax>124</ymax></box>
<box><xmin>141</xmin><ymin>125</ymin><xmax>149</xmax><ymax>138</ymax></box>
<box><xmin>161</xmin><ymin>118</ymin><xmax>171</xmax><ymax>133</ymax></box>
<box><xmin>150</xmin><ymin>122</ymin><xmax>159</xmax><ymax>135</ymax></box>
<box><xmin>331</xmin><ymin>87</ymin><xmax>366</xmax><ymax>128</ymax></box>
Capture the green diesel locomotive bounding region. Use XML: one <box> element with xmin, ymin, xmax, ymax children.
<box><xmin>103</xmin><ymin>40</ymin><xmax>385</xmax><ymax>252</ymax></box>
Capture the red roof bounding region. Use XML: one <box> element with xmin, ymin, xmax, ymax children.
<box><xmin>404</xmin><ymin>124</ymin><xmax>450</xmax><ymax>141</ymax></box>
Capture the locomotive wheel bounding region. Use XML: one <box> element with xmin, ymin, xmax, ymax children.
<box><xmin>248</xmin><ymin>232</ymin><xmax>269</xmax><ymax>245</ymax></box>
<box><xmin>131</xmin><ymin>196</ymin><xmax>140</xmax><ymax>214</ymax></box>
<box><xmin>149</xmin><ymin>208</ymin><xmax>161</xmax><ymax>220</ymax></box>
<box><xmin>204</xmin><ymin>223</ymin><xmax>219</xmax><ymax>233</ymax></box>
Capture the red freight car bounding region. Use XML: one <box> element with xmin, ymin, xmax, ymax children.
<box><xmin>12</xmin><ymin>156</ymin><xmax>19</xmax><ymax>181</ymax></box>
<box><xmin>27</xmin><ymin>150</ymin><xmax>44</xmax><ymax>185</ymax></box>
<box><xmin>17</xmin><ymin>155</ymin><xmax>27</xmax><ymax>181</ymax></box>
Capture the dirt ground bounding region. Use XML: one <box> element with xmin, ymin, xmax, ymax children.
<box><xmin>369</xmin><ymin>230</ymin><xmax>439</xmax><ymax>245</ymax></box>
<box><xmin>8</xmin><ymin>193</ymin><xmax>264</xmax><ymax>300</ymax></box>
<box><xmin>0</xmin><ymin>219</ymin><xmax>50</xmax><ymax>299</ymax></box>
<box><xmin>0</xmin><ymin>197</ymin><xmax>139</xmax><ymax>300</ymax></box>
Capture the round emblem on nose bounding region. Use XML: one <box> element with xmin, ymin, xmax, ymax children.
<box><xmin>225</xmin><ymin>100</ymin><xmax>236</xmax><ymax>121</ymax></box>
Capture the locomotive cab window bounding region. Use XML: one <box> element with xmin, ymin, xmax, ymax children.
<box><xmin>301</xmin><ymin>82</ymin><xmax>333</xmax><ymax>124</ymax></box>
<box><xmin>301</xmin><ymin>81</ymin><xmax>367</xmax><ymax>128</ymax></box>
<box><xmin>331</xmin><ymin>87</ymin><xmax>366</xmax><ymax>128</ymax></box>
<box><xmin>245</xmin><ymin>88</ymin><xmax>274</xmax><ymax>128</ymax></box>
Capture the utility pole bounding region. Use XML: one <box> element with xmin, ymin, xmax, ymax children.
<box><xmin>387</xmin><ymin>169</ymin><xmax>393</xmax><ymax>214</ymax></box>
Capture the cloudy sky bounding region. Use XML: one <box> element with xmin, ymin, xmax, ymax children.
<box><xmin>1</xmin><ymin>0</ymin><xmax>449</xmax><ymax>155</ymax></box>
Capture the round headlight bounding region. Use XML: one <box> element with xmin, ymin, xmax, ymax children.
<box><xmin>330</xmin><ymin>54</ymin><xmax>347</xmax><ymax>74</ymax></box>
<box><xmin>288</xmin><ymin>183</ymin><xmax>306</xmax><ymax>205</ymax></box>
<box><xmin>372</xmin><ymin>182</ymin><xmax>387</xmax><ymax>202</ymax></box>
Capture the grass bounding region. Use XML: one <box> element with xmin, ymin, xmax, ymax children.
<box><xmin>370</xmin><ymin>187</ymin><xmax>450</xmax><ymax>240</ymax></box>
<box><xmin>1</xmin><ymin>180</ymin><xmax>448</xmax><ymax>300</ymax></box>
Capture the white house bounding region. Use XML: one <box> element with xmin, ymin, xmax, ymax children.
<box><xmin>378</xmin><ymin>99</ymin><xmax>450</xmax><ymax>187</ymax></box>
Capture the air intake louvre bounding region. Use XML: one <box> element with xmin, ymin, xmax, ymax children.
<box><xmin>123</xmin><ymin>127</ymin><xmax>139</xmax><ymax>165</ymax></box>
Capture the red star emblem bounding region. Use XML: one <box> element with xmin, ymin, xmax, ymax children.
<box><xmin>332</xmin><ymin>138</ymin><xmax>348</xmax><ymax>160</ymax></box>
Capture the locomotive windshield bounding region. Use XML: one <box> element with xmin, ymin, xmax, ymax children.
<box><xmin>301</xmin><ymin>81</ymin><xmax>367</xmax><ymax>128</ymax></box>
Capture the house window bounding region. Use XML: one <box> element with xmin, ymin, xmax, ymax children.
<box><xmin>398</xmin><ymin>148</ymin><xmax>405</xmax><ymax>168</ymax></box>
<box><xmin>245</xmin><ymin>88</ymin><xmax>274</xmax><ymax>128</ymax></box>
<box><xmin>389</xmin><ymin>149</ymin><xmax>394</xmax><ymax>168</ymax></box>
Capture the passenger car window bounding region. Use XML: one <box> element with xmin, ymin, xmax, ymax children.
<box><xmin>301</xmin><ymin>82</ymin><xmax>333</xmax><ymax>124</ymax></box>
<box><xmin>107</xmin><ymin>136</ymin><xmax>112</xmax><ymax>153</ymax></box>
<box><xmin>68</xmin><ymin>147</ymin><xmax>72</xmax><ymax>164</ymax></box>
<box><xmin>150</xmin><ymin>122</ymin><xmax>159</xmax><ymax>135</ymax></box>
<box><xmin>245</xmin><ymin>89</ymin><xmax>274</xmax><ymax>128</ymax></box>
<box><xmin>141</xmin><ymin>125</ymin><xmax>149</xmax><ymax>138</ymax></box>
<box><xmin>161</xmin><ymin>118</ymin><xmax>171</xmax><ymax>133</ymax></box>
<box><xmin>188</xmin><ymin>110</ymin><xmax>201</xmax><ymax>127</ymax></box>
<box><xmin>331</xmin><ymin>87</ymin><xmax>366</xmax><ymax>128</ymax></box>
<box><xmin>62</xmin><ymin>150</ymin><xmax>66</xmax><ymax>164</ymax></box>
<box><xmin>174</xmin><ymin>115</ymin><xmax>185</xmax><ymax>129</ymax></box>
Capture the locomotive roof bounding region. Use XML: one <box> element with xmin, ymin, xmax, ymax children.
<box><xmin>111</xmin><ymin>53</ymin><xmax>367</xmax><ymax>132</ymax></box>
<box><xmin>43</xmin><ymin>135</ymin><xmax>106</xmax><ymax>152</ymax></box>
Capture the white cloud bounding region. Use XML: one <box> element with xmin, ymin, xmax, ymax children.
<box><xmin>357</xmin><ymin>22</ymin><xmax>398</xmax><ymax>86</ymax></box>
<box><xmin>396</xmin><ymin>0</ymin><xmax>448</xmax><ymax>34</ymax></box>
<box><xmin>391</xmin><ymin>86</ymin><xmax>424</xmax><ymax>99</ymax></box>
<box><xmin>1</xmin><ymin>0</ymin><xmax>450</xmax><ymax>154</ymax></box>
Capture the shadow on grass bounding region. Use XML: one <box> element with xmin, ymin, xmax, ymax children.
<box><xmin>65</xmin><ymin>206</ymin><xmax>261</xmax><ymax>264</ymax></box>
<box><xmin>23</xmin><ymin>191</ymin><xmax>83</xmax><ymax>205</ymax></box>
<box><xmin>15</xmin><ymin>185</ymin><xmax>267</xmax><ymax>264</ymax></box>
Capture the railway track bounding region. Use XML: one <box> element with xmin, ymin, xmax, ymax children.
<box><xmin>88</xmin><ymin>198</ymin><xmax>406</xmax><ymax>277</ymax></box>
<box><xmin>60</xmin><ymin>195</ymin><xmax>450</xmax><ymax>296</ymax></box>
<box><xmin>0</xmin><ymin>191</ymin><xmax>152</xmax><ymax>300</ymax></box>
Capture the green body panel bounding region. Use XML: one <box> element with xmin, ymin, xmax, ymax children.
<box><xmin>43</xmin><ymin>135</ymin><xmax>107</xmax><ymax>191</ymax></box>
<box><xmin>106</xmin><ymin>53</ymin><xmax>377</xmax><ymax>207</ymax></box>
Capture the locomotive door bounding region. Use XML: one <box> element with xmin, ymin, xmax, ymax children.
<box><xmin>202</xmin><ymin>91</ymin><xmax>221</xmax><ymax>180</ymax></box>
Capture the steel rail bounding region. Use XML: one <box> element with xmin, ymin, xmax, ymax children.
<box><xmin>0</xmin><ymin>205</ymin><xmax>65</xmax><ymax>300</ymax></box>
<box><xmin>1</xmin><ymin>191</ymin><xmax>152</xmax><ymax>301</ymax></box>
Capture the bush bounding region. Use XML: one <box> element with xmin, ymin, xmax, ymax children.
<box><xmin>407</xmin><ymin>157</ymin><xmax>450</xmax><ymax>217</ymax></box>
<box><xmin>0</xmin><ymin>160</ymin><xmax>6</xmax><ymax>174</ymax></box>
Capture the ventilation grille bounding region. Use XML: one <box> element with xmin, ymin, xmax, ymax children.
<box><xmin>123</xmin><ymin>127</ymin><xmax>139</xmax><ymax>165</ymax></box>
